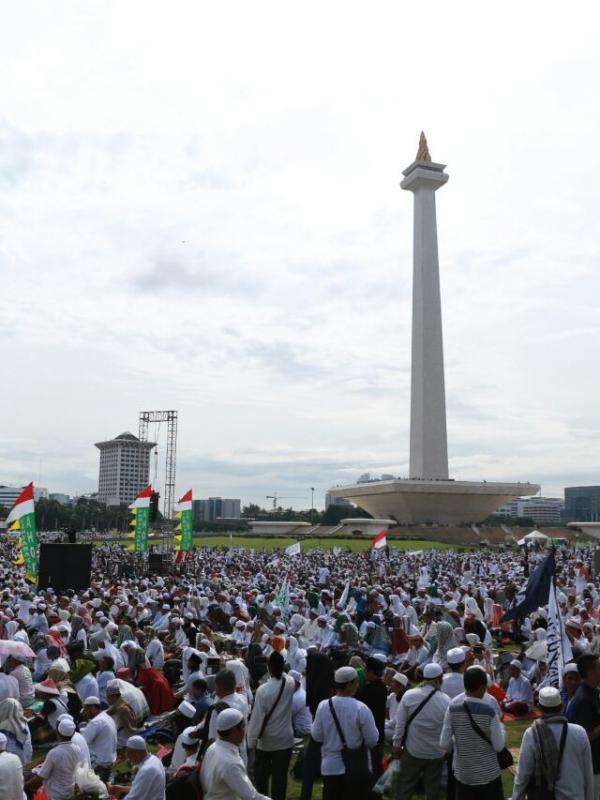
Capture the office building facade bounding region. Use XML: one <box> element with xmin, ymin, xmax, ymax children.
<box><xmin>192</xmin><ymin>497</ymin><xmax>241</xmax><ymax>523</ymax></box>
<box><xmin>564</xmin><ymin>486</ymin><xmax>600</xmax><ymax>522</ymax></box>
<box><xmin>95</xmin><ymin>432</ymin><xmax>156</xmax><ymax>507</ymax></box>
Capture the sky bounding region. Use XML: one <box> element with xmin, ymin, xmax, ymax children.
<box><xmin>1</xmin><ymin>2</ymin><xmax>599</xmax><ymax>510</ymax></box>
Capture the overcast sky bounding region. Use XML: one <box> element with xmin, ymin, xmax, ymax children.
<box><xmin>1</xmin><ymin>2</ymin><xmax>599</xmax><ymax>509</ymax></box>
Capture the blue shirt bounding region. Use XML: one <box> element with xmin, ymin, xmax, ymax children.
<box><xmin>567</xmin><ymin>682</ymin><xmax>600</xmax><ymax>773</ymax></box>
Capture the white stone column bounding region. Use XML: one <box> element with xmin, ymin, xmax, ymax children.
<box><xmin>401</xmin><ymin>139</ymin><xmax>449</xmax><ymax>479</ymax></box>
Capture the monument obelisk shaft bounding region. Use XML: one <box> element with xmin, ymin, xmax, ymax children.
<box><xmin>401</xmin><ymin>133</ymin><xmax>449</xmax><ymax>480</ymax></box>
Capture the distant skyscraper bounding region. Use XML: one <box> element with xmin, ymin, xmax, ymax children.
<box><xmin>325</xmin><ymin>492</ymin><xmax>352</xmax><ymax>509</ymax></box>
<box><xmin>564</xmin><ymin>486</ymin><xmax>600</xmax><ymax>522</ymax></box>
<box><xmin>192</xmin><ymin>497</ymin><xmax>241</xmax><ymax>522</ymax></box>
<box><xmin>95</xmin><ymin>432</ymin><xmax>156</xmax><ymax>507</ymax></box>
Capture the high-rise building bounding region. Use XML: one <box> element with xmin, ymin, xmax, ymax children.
<box><xmin>95</xmin><ymin>432</ymin><xmax>156</xmax><ymax>507</ymax></box>
<box><xmin>564</xmin><ymin>486</ymin><xmax>600</xmax><ymax>522</ymax></box>
<box><xmin>495</xmin><ymin>496</ymin><xmax>564</xmax><ymax>524</ymax></box>
<box><xmin>0</xmin><ymin>485</ymin><xmax>47</xmax><ymax>510</ymax></box>
<box><xmin>192</xmin><ymin>497</ymin><xmax>241</xmax><ymax>523</ymax></box>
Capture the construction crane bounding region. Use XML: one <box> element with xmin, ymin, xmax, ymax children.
<box><xmin>266</xmin><ymin>493</ymin><xmax>307</xmax><ymax>510</ymax></box>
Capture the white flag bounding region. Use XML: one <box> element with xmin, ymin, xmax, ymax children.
<box><xmin>285</xmin><ymin>542</ymin><xmax>301</xmax><ymax>557</ymax></box>
<box><xmin>547</xmin><ymin>578</ymin><xmax>573</xmax><ymax>689</ymax></box>
<box><xmin>339</xmin><ymin>581</ymin><xmax>350</xmax><ymax>609</ymax></box>
<box><xmin>332</xmin><ymin>546</ymin><xmax>341</xmax><ymax>556</ymax></box>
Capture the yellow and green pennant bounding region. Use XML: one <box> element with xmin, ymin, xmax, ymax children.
<box><xmin>129</xmin><ymin>485</ymin><xmax>152</xmax><ymax>553</ymax></box>
<box><xmin>175</xmin><ymin>489</ymin><xmax>193</xmax><ymax>562</ymax></box>
<box><xmin>6</xmin><ymin>482</ymin><xmax>38</xmax><ymax>580</ymax></box>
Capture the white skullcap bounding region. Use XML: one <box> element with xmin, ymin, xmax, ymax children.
<box><xmin>423</xmin><ymin>663</ymin><xmax>443</xmax><ymax>679</ymax></box>
<box><xmin>178</xmin><ymin>700</ymin><xmax>196</xmax><ymax>719</ymax></box>
<box><xmin>126</xmin><ymin>735</ymin><xmax>148</xmax><ymax>750</ymax></box>
<box><xmin>83</xmin><ymin>696</ymin><xmax>100</xmax><ymax>706</ymax></box>
<box><xmin>538</xmin><ymin>686</ymin><xmax>562</xmax><ymax>708</ymax></box>
<box><xmin>57</xmin><ymin>718</ymin><xmax>76</xmax><ymax>737</ymax></box>
<box><xmin>372</xmin><ymin>653</ymin><xmax>387</xmax><ymax>663</ymax></box>
<box><xmin>107</xmin><ymin>680</ymin><xmax>121</xmax><ymax>692</ymax></box>
<box><xmin>510</xmin><ymin>659</ymin><xmax>523</xmax><ymax>670</ymax></box>
<box><xmin>447</xmin><ymin>647</ymin><xmax>466</xmax><ymax>665</ymax></box>
<box><xmin>563</xmin><ymin>663</ymin><xmax>579</xmax><ymax>674</ymax></box>
<box><xmin>289</xmin><ymin>670</ymin><xmax>302</xmax><ymax>682</ymax></box>
<box><xmin>216</xmin><ymin>708</ymin><xmax>244</xmax><ymax>732</ymax></box>
<box><xmin>334</xmin><ymin>666</ymin><xmax>358</xmax><ymax>684</ymax></box>
<box><xmin>392</xmin><ymin>672</ymin><xmax>409</xmax><ymax>687</ymax></box>
<box><xmin>0</xmin><ymin>733</ymin><xmax>6</xmax><ymax>751</ymax></box>
<box><xmin>181</xmin><ymin>727</ymin><xmax>198</xmax><ymax>746</ymax></box>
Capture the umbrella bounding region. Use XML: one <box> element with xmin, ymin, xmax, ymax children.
<box><xmin>0</xmin><ymin>640</ymin><xmax>35</xmax><ymax>659</ymax></box>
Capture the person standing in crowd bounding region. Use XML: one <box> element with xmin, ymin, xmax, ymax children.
<box><xmin>0</xmin><ymin>733</ymin><xmax>25</xmax><ymax>800</ymax></box>
<box><xmin>289</xmin><ymin>670</ymin><xmax>312</xmax><ymax>737</ymax></box>
<box><xmin>514</xmin><ymin>686</ymin><xmax>593</xmax><ymax>800</ymax></box>
<box><xmin>201</xmin><ymin>708</ymin><xmax>272</xmax><ymax>800</ymax></box>
<box><xmin>384</xmin><ymin>672</ymin><xmax>409</xmax><ymax>743</ymax></box>
<box><xmin>81</xmin><ymin>695</ymin><xmax>117</xmax><ymax>782</ymax></box>
<box><xmin>356</xmin><ymin>656</ymin><xmax>388</xmax><ymax>787</ymax></box>
<box><xmin>393</xmin><ymin>662</ymin><xmax>450</xmax><ymax>800</ymax></box>
<box><xmin>567</xmin><ymin>653</ymin><xmax>600</xmax><ymax>798</ymax></box>
<box><xmin>247</xmin><ymin>652</ymin><xmax>295</xmax><ymax>800</ymax></box>
<box><xmin>442</xmin><ymin>648</ymin><xmax>467</xmax><ymax>699</ymax></box>
<box><xmin>311</xmin><ymin>665</ymin><xmax>379</xmax><ymax>800</ymax></box>
<box><xmin>440</xmin><ymin>665</ymin><xmax>505</xmax><ymax>800</ymax></box>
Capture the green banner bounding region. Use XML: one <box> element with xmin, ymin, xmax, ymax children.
<box><xmin>134</xmin><ymin>507</ymin><xmax>149</xmax><ymax>553</ymax></box>
<box><xmin>21</xmin><ymin>512</ymin><xmax>38</xmax><ymax>579</ymax></box>
<box><xmin>180</xmin><ymin>508</ymin><xmax>193</xmax><ymax>551</ymax></box>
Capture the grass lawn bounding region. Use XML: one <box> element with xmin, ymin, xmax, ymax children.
<box><xmin>281</xmin><ymin>718</ymin><xmax>530</xmax><ymax>799</ymax></box>
<box><xmin>107</xmin><ymin>535</ymin><xmax>455</xmax><ymax>552</ymax></box>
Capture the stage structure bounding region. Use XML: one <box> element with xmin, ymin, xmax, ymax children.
<box><xmin>139</xmin><ymin>410</ymin><xmax>178</xmax><ymax>520</ymax></box>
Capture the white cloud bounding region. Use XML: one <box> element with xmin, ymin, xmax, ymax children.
<box><xmin>0</xmin><ymin>1</ymin><xmax>599</xmax><ymax>507</ymax></box>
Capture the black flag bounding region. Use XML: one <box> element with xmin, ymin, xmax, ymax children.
<box><xmin>501</xmin><ymin>551</ymin><xmax>555</xmax><ymax>622</ymax></box>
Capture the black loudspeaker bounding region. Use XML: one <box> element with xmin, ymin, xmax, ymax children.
<box><xmin>38</xmin><ymin>544</ymin><xmax>93</xmax><ymax>592</ymax></box>
<box><xmin>148</xmin><ymin>553</ymin><xmax>168</xmax><ymax>575</ymax></box>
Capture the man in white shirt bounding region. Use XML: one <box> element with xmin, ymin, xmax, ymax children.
<box><xmin>393</xmin><ymin>662</ymin><xmax>450</xmax><ymax>800</ymax></box>
<box><xmin>502</xmin><ymin>660</ymin><xmax>534</xmax><ymax>715</ymax></box>
<box><xmin>0</xmin><ymin>732</ymin><xmax>25</xmax><ymax>800</ymax></box>
<box><xmin>27</xmin><ymin>717</ymin><xmax>83</xmax><ymax>800</ymax></box>
<box><xmin>202</xmin><ymin>708</ymin><xmax>271</xmax><ymax>800</ymax></box>
<box><xmin>6</xmin><ymin>657</ymin><xmax>34</xmax><ymax>708</ymax></box>
<box><xmin>311</xmin><ymin>665</ymin><xmax>379</xmax><ymax>800</ymax></box>
<box><xmin>109</xmin><ymin>735</ymin><xmax>165</xmax><ymax>800</ymax></box>
<box><xmin>246</xmin><ymin>653</ymin><xmax>295</xmax><ymax>800</ymax></box>
<box><xmin>385</xmin><ymin>672</ymin><xmax>409</xmax><ymax>743</ymax></box>
<box><xmin>513</xmin><ymin>686</ymin><xmax>594</xmax><ymax>800</ymax></box>
<box><xmin>81</xmin><ymin>696</ymin><xmax>117</xmax><ymax>782</ymax></box>
<box><xmin>441</xmin><ymin>648</ymin><xmax>466</xmax><ymax>699</ymax></box>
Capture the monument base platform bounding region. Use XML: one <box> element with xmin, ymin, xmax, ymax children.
<box><xmin>328</xmin><ymin>478</ymin><xmax>540</xmax><ymax>526</ymax></box>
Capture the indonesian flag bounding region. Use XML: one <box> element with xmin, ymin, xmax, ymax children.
<box><xmin>372</xmin><ymin>529</ymin><xmax>387</xmax><ymax>549</ymax></box>
<box><xmin>6</xmin><ymin>483</ymin><xmax>35</xmax><ymax>525</ymax></box>
<box><xmin>175</xmin><ymin>489</ymin><xmax>193</xmax><ymax>556</ymax></box>
<box><xmin>129</xmin><ymin>485</ymin><xmax>152</xmax><ymax>509</ymax></box>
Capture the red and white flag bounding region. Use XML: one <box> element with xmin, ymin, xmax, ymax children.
<box><xmin>372</xmin><ymin>529</ymin><xmax>387</xmax><ymax>549</ymax></box>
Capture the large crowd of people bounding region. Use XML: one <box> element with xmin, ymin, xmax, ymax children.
<box><xmin>0</xmin><ymin>537</ymin><xmax>598</xmax><ymax>799</ymax></box>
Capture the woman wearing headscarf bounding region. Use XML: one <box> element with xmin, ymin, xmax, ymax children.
<box><xmin>432</xmin><ymin>620</ymin><xmax>455</xmax><ymax>670</ymax></box>
<box><xmin>0</xmin><ymin>698</ymin><xmax>32</xmax><ymax>764</ymax></box>
<box><xmin>68</xmin><ymin>615</ymin><xmax>87</xmax><ymax>650</ymax></box>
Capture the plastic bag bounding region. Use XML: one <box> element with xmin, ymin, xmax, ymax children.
<box><xmin>372</xmin><ymin>759</ymin><xmax>401</xmax><ymax>796</ymax></box>
<box><xmin>75</xmin><ymin>763</ymin><xmax>109</xmax><ymax>799</ymax></box>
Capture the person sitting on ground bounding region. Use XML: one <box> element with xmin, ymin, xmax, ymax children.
<box><xmin>81</xmin><ymin>696</ymin><xmax>117</xmax><ymax>782</ymax></box>
<box><xmin>109</xmin><ymin>735</ymin><xmax>166</xmax><ymax>800</ymax></box>
<box><xmin>105</xmin><ymin>680</ymin><xmax>139</xmax><ymax>747</ymax></box>
<box><xmin>501</xmin><ymin>660</ymin><xmax>533</xmax><ymax>716</ymax></box>
<box><xmin>0</xmin><ymin>697</ymin><xmax>32</xmax><ymax>765</ymax></box>
<box><xmin>26</xmin><ymin>717</ymin><xmax>84</xmax><ymax>800</ymax></box>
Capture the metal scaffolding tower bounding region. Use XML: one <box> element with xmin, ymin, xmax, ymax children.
<box><xmin>139</xmin><ymin>410</ymin><xmax>178</xmax><ymax>520</ymax></box>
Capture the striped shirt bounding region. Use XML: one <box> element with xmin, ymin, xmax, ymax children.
<box><xmin>440</xmin><ymin>696</ymin><xmax>505</xmax><ymax>785</ymax></box>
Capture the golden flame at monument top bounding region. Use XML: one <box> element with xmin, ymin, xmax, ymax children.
<box><xmin>416</xmin><ymin>131</ymin><xmax>432</xmax><ymax>162</ymax></box>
